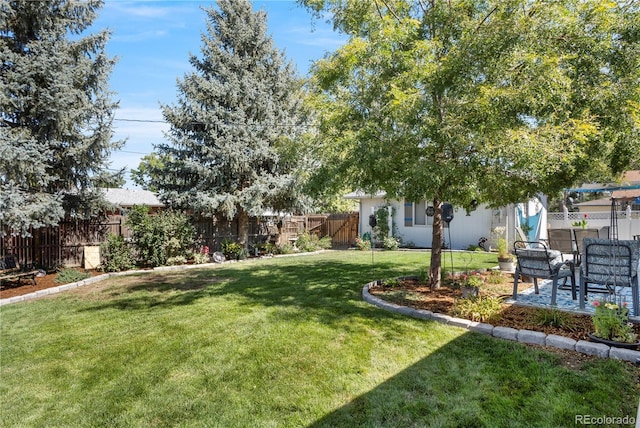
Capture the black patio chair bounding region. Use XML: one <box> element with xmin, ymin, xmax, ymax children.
<box><xmin>512</xmin><ymin>241</ymin><xmax>576</xmax><ymax>306</ymax></box>
<box><xmin>578</xmin><ymin>238</ymin><xmax>640</xmax><ymax>316</ymax></box>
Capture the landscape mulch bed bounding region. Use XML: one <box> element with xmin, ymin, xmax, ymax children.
<box><xmin>0</xmin><ymin>269</ymin><xmax>103</xmax><ymax>300</ymax></box>
<box><xmin>369</xmin><ymin>276</ymin><xmax>640</xmax><ymax>369</ymax></box>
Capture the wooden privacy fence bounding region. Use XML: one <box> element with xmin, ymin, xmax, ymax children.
<box><xmin>1</xmin><ymin>212</ymin><xmax>360</xmax><ymax>269</ymax></box>
<box><xmin>1</xmin><ymin>218</ymin><xmax>121</xmax><ymax>270</ymax></box>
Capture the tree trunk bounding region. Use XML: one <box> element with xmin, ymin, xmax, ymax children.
<box><xmin>237</xmin><ymin>208</ymin><xmax>250</xmax><ymax>249</ymax></box>
<box><xmin>429</xmin><ymin>199</ymin><xmax>443</xmax><ymax>289</ymax></box>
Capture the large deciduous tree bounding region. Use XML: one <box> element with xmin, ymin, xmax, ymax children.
<box><xmin>302</xmin><ymin>0</ymin><xmax>640</xmax><ymax>287</ymax></box>
<box><xmin>153</xmin><ymin>0</ymin><xmax>308</xmax><ymax>248</ymax></box>
<box><xmin>0</xmin><ymin>0</ymin><xmax>121</xmax><ymax>235</ymax></box>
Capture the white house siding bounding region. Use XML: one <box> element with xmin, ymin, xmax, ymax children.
<box><xmin>356</xmin><ymin>196</ymin><xmax>514</xmax><ymax>250</ymax></box>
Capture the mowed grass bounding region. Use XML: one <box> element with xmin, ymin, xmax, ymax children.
<box><xmin>1</xmin><ymin>251</ymin><xmax>638</xmax><ymax>427</ymax></box>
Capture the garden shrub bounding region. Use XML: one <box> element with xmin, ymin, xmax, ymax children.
<box><xmin>166</xmin><ymin>255</ymin><xmax>187</xmax><ymax>265</ymax></box>
<box><xmin>126</xmin><ymin>205</ymin><xmax>195</xmax><ymax>267</ymax></box>
<box><xmin>296</xmin><ymin>232</ymin><xmax>332</xmax><ymax>252</ymax></box>
<box><xmin>382</xmin><ymin>236</ymin><xmax>400</xmax><ymax>250</ymax></box>
<box><xmin>221</xmin><ymin>240</ymin><xmax>242</xmax><ymax>259</ymax></box>
<box><xmin>355</xmin><ymin>236</ymin><xmax>371</xmax><ymax>251</ymax></box>
<box><xmin>99</xmin><ymin>234</ymin><xmax>135</xmax><ymax>272</ymax></box>
<box><xmin>277</xmin><ymin>242</ymin><xmax>295</xmax><ymax>254</ymax></box>
<box><xmin>193</xmin><ymin>247</ymin><xmax>210</xmax><ymax>264</ymax></box>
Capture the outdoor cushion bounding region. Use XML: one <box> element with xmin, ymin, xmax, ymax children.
<box><xmin>580</xmin><ymin>238</ymin><xmax>639</xmax><ymax>286</ymax></box>
<box><xmin>516</xmin><ymin>248</ymin><xmax>561</xmax><ymax>260</ymax></box>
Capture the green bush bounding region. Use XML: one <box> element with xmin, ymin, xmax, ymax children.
<box><xmin>54</xmin><ymin>268</ymin><xmax>91</xmax><ymax>284</ymax></box>
<box><xmin>193</xmin><ymin>252</ymin><xmax>210</xmax><ymax>264</ymax></box>
<box><xmin>277</xmin><ymin>242</ymin><xmax>295</xmax><ymax>254</ymax></box>
<box><xmin>99</xmin><ymin>234</ymin><xmax>135</xmax><ymax>272</ymax></box>
<box><xmin>295</xmin><ymin>232</ymin><xmax>332</xmax><ymax>252</ymax></box>
<box><xmin>166</xmin><ymin>255</ymin><xmax>187</xmax><ymax>265</ymax></box>
<box><xmin>355</xmin><ymin>236</ymin><xmax>371</xmax><ymax>251</ymax></box>
<box><xmin>382</xmin><ymin>236</ymin><xmax>400</xmax><ymax>250</ymax></box>
<box><xmin>126</xmin><ymin>206</ymin><xmax>195</xmax><ymax>267</ymax></box>
<box><xmin>221</xmin><ymin>240</ymin><xmax>243</xmax><ymax>260</ymax></box>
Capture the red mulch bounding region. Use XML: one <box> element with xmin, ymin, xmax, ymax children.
<box><xmin>0</xmin><ymin>269</ymin><xmax>102</xmax><ymax>300</ymax></box>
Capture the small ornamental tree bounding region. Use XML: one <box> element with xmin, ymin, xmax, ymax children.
<box><xmin>302</xmin><ymin>0</ymin><xmax>640</xmax><ymax>287</ymax></box>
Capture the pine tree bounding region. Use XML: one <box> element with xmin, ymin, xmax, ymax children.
<box><xmin>154</xmin><ymin>0</ymin><xmax>307</xmax><ymax>248</ymax></box>
<box><xmin>0</xmin><ymin>0</ymin><xmax>121</xmax><ymax>235</ymax></box>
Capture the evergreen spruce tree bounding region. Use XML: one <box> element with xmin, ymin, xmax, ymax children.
<box><xmin>154</xmin><ymin>0</ymin><xmax>307</xmax><ymax>248</ymax></box>
<box><xmin>0</xmin><ymin>0</ymin><xmax>121</xmax><ymax>235</ymax></box>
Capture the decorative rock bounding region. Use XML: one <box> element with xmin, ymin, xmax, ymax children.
<box><xmin>545</xmin><ymin>334</ymin><xmax>577</xmax><ymax>351</ymax></box>
<box><xmin>576</xmin><ymin>340</ymin><xmax>610</xmax><ymax>358</ymax></box>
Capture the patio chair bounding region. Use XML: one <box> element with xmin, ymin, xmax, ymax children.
<box><xmin>547</xmin><ymin>228</ymin><xmax>577</xmax><ymax>265</ymax></box>
<box><xmin>573</xmin><ymin>228</ymin><xmax>600</xmax><ymax>265</ymax></box>
<box><xmin>512</xmin><ymin>241</ymin><xmax>576</xmax><ymax>306</ymax></box>
<box><xmin>578</xmin><ymin>238</ymin><xmax>640</xmax><ymax>316</ymax></box>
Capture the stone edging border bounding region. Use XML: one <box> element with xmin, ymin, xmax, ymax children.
<box><xmin>362</xmin><ymin>280</ymin><xmax>640</xmax><ymax>364</ymax></box>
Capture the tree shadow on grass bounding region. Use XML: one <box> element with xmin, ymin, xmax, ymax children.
<box><xmin>306</xmin><ymin>331</ymin><xmax>639</xmax><ymax>428</ymax></box>
<box><xmin>77</xmin><ymin>252</ymin><xmax>421</xmax><ymax>323</ymax></box>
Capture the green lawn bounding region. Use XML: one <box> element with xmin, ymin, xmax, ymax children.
<box><xmin>1</xmin><ymin>250</ymin><xmax>638</xmax><ymax>427</ymax></box>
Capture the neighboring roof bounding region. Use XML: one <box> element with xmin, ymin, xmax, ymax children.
<box><xmin>101</xmin><ymin>188</ymin><xmax>164</xmax><ymax>208</ymax></box>
<box><xmin>611</xmin><ymin>189</ymin><xmax>640</xmax><ymax>200</ymax></box>
<box><xmin>573</xmin><ymin>197</ymin><xmax>613</xmax><ymax>207</ymax></box>
<box><xmin>566</xmin><ymin>170</ymin><xmax>640</xmax><ymax>193</ymax></box>
<box><xmin>343</xmin><ymin>191</ymin><xmax>387</xmax><ymax>200</ymax></box>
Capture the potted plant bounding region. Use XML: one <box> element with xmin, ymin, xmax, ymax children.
<box><xmin>456</xmin><ymin>272</ymin><xmax>483</xmax><ymax>298</ymax></box>
<box><xmin>496</xmin><ymin>238</ymin><xmax>515</xmax><ymax>271</ymax></box>
<box><xmin>588</xmin><ymin>298</ymin><xmax>639</xmax><ymax>348</ymax></box>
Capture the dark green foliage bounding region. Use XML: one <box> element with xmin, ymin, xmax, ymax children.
<box><xmin>151</xmin><ymin>0</ymin><xmax>309</xmax><ymax>247</ymax></box>
<box><xmin>295</xmin><ymin>232</ymin><xmax>332</xmax><ymax>252</ymax></box>
<box><xmin>220</xmin><ymin>240</ymin><xmax>242</xmax><ymax>260</ymax></box>
<box><xmin>99</xmin><ymin>234</ymin><xmax>135</xmax><ymax>272</ymax></box>
<box><xmin>0</xmin><ymin>0</ymin><xmax>122</xmax><ymax>234</ymax></box>
<box><xmin>54</xmin><ymin>268</ymin><xmax>91</xmax><ymax>284</ymax></box>
<box><xmin>125</xmin><ymin>206</ymin><xmax>195</xmax><ymax>267</ymax></box>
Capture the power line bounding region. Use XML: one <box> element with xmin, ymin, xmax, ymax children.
<box><xmin>114</xmin><ymin>118</ymin><xmax>165</xmax><ymax>123</ymax></box>
<box><xmin>113</xmin><ymin>117</ymin><xmax>313</xmax><ymax>128</ymax></box>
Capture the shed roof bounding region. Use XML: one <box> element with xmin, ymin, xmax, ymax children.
<box><xmin>101</xmin><ymin>188</ymin><xmax>164</xmax><ymax>208</ymax></box>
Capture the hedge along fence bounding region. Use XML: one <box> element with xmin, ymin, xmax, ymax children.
<box><xmin>1</xmin><ymin>213</ymin><xmax>359</xmax><ymax>270</ymax></box>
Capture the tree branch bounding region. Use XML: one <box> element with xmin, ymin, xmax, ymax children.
<box><xmin>475</xmin><ymin>5</ymin><xmax>499</xmax><ymax>34</ymax></box>
<box><xmin>379</xmin><ymin>0</ymin><xmax>401</xmax><ymax>23</ymax></box>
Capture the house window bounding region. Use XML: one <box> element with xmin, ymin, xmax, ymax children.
<box><xmin>404</xmin><ymin>200</ymin><xmax>431</xmax><ymax>227</ymax></box>
<box><xmin>414</xmin><ymin>201</ymin><xmax>426</xmax><ymax>225</ymax></box>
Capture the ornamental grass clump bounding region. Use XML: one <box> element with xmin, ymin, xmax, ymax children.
<box><xmin>592</xmin><ymin>299</ymin><xmax>638</xmax><ymax>343</ymax></box>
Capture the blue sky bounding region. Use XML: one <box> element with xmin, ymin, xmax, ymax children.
<box><xmin>91</xmin><ymin>0</ymin><xmax>345</xmax><ymax>187</ymax></box>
